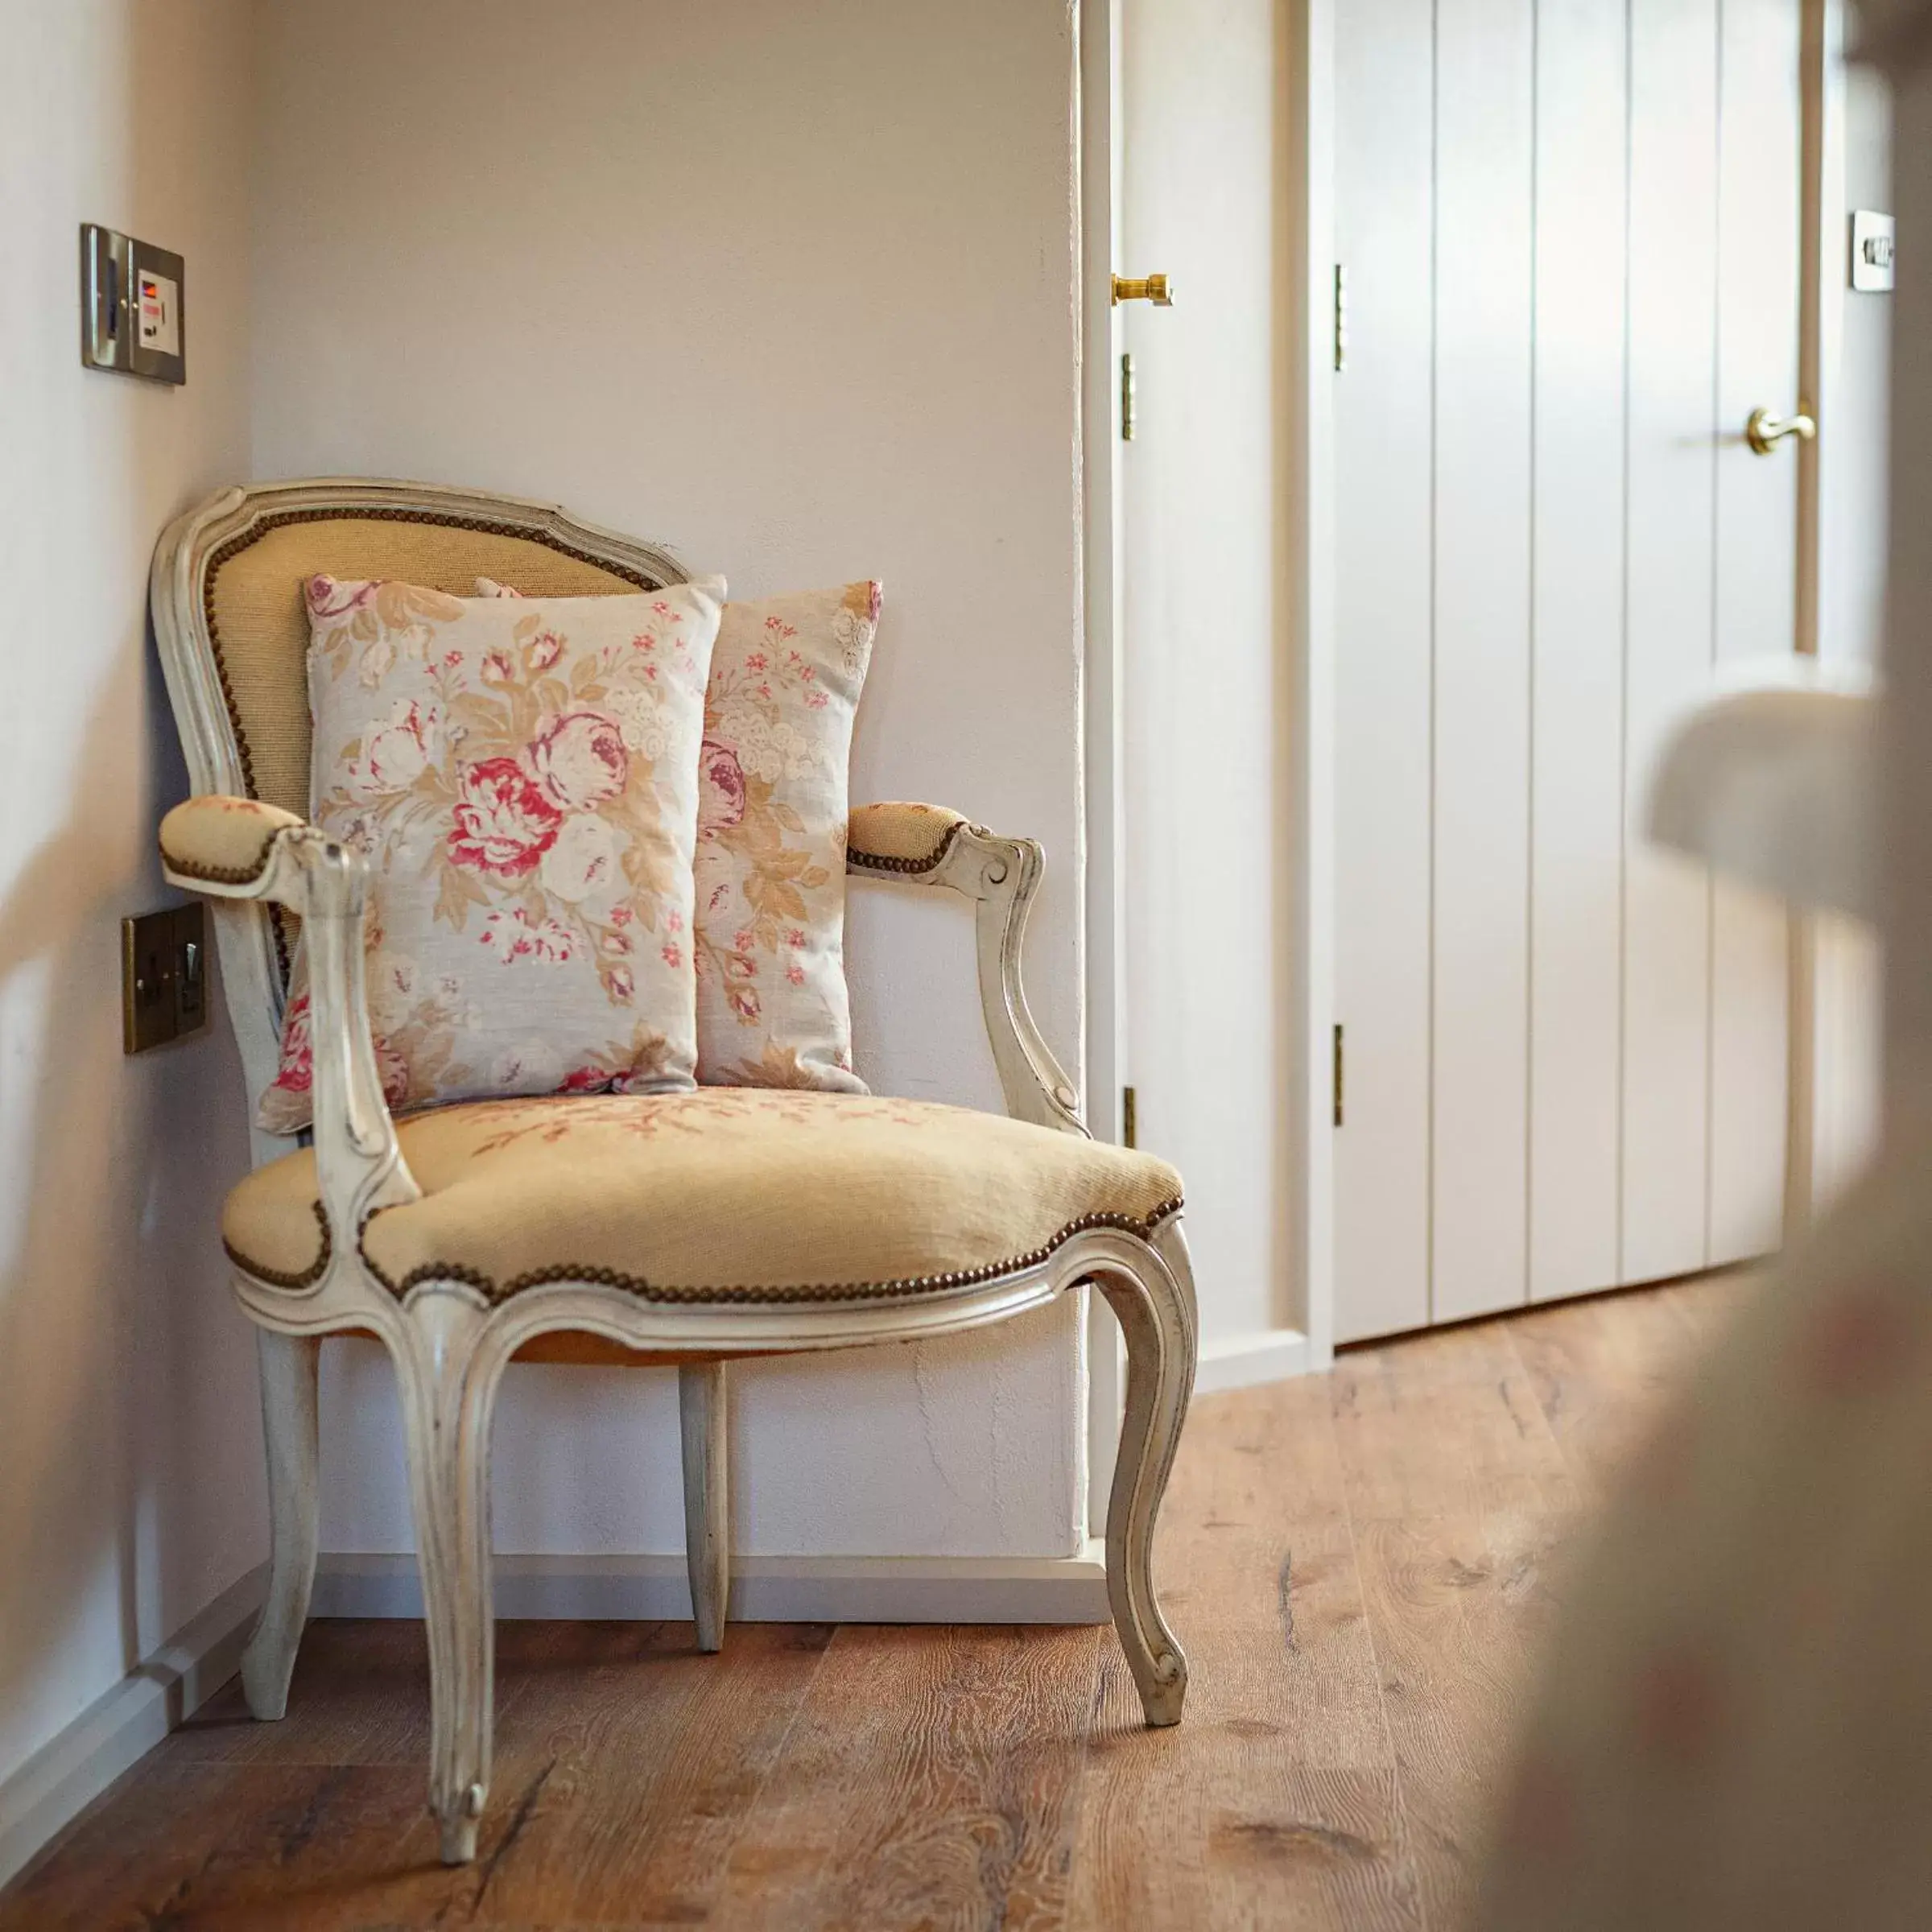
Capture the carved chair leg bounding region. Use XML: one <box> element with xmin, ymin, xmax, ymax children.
<box><xmin>241</xmin><ymin>1329</ymin><xmax>321</xmax><ymax>1721</ymax></box>
<box><xmin>679</xmin><ymin>1361</ymin><xmax>729</xmax><ymax>1653</ymax></box>
<box><xmin>394</xmin><ymin>1293</ymin><xmax>502</xmax><ymax>1865</ymax></box>
<box><xmin>1094</xmin><ymin>1219</ymin><xmax>1199</xmax><ymax>1726</ymax></box>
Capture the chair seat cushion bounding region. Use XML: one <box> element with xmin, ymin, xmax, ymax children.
<box><xmin>224</xmin><ymin>1092</ymin><xmax>1184</xmax><ymax>1307</ymax></box>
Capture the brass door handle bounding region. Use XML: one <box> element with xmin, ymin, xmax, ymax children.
<box><xmin>1745</xmin><ymin>406</ymin><xmax>1816</xmax><ymax>455</ymax></box>
<box><xmin>1112</xmin><ymin>273</ymin><xmax>1174</xmax><ymax>307</ymax></box>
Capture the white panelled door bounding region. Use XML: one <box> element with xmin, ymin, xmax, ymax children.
<box><xmin>1334</xmin><ymin>0</ymin><xmax>1802</xmax><ymax>1341</ymax></box>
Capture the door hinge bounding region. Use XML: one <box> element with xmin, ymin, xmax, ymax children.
<box><xmin>1122</xmin><ymin>1084</ymin><xmax>1138</xmax><ymax>1149</ymax></box>
<box><xmin>1332</xmin><ymin>1025</ymin><xmax>1344</xmax><ymax>1127</ymax></box>
<box><xmin>1333</xmin><ymin>264</ymin><xmax>1348</xmax><ymax>373</ymax></box>
<box><xmin>1120</xmin><ymin>352</ymin><xmax>1136</xmax><ymax>441</ymax></box>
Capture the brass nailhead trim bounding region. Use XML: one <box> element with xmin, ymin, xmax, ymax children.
<box><xmin>225</xmin><ymin>1199</ymin><xmax>332</xmax><ymax>1291</ymax></box>
<box><xmin>846</xmin><ymin>819</ymin><xmax>966</xmax><ymax>877</ymax></box>
<box><xmin>200</xmin><ymin>501</ymin><xmax>670</xmax><ymax>982</ymax></box>
<box><xmin>161</xmin><ymin>823</ymin><xmax>284</xmax><ymax>886</ymax></box>
<box><xmin>300</xmin><ymin>1195</ymin><xmax>1186</xmax><ymax>1310</ymax></box>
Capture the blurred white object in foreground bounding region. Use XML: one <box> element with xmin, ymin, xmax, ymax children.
<box><xmin>1647</xmin><ymin>657</ymin><xmax>1877</xmax><ymax>923</ymax></box>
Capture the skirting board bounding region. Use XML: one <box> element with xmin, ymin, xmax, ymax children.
<box><xmin>314</xmin><ymin>1542</ymin><xmax>1113</xmax><ymax>1625</ymax></box>
<box><xmin>0</xmin><ymin>1562</ymin><xmax>266</xmax><ymax>1893</ymax></box>
<box><xmin>1195</xmin><ymin>1327</ymin><xmax>1316</xmax><ymax>1394</ymax></box>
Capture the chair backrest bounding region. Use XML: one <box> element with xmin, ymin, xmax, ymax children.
<box><xmin>151</xmin><ymin>478</ymin><xmax>686</xmax><ymax>1142</ymax></box>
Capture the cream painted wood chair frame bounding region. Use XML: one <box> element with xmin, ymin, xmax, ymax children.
<box><xmin>151</xmin><ymin>479</ymin><xmax>1197</xmax><ymax>1864</ymax></box>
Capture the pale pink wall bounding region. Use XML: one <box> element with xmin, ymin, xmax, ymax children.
<box><xmin>248</xmin><ymin>0</ymin><xmax>1094</xmax><ymax>1561</ymax></box>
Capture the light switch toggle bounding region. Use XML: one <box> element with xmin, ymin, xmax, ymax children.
<box><xmin>1852</xmin><ymin>210</ymin><xmax>1896</xmax><ymax>293</ymax></box>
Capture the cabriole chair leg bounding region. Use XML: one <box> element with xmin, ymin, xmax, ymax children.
<box><xmin>395</xmin><ymin>1292</ymin><xmax>503</xmax><ymax>1865</ymax></box>
<box><xmin>1096</xmin><ymin>1219</ymin><xmax>1199</xmax><ymax>1726</ymax></box>
<box><xmin>679</xmin><ymin>1361</ymin><xmax>729</xmax><ymax>1653</ymax></box>
<box><xmin>241</xmin><ymin>1329</ymin><xmax>321</xmax><ymax>1721</ymax></box>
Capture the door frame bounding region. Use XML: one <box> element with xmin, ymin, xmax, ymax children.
<box><xmin>1284</xmin><ymin>0</ymin><xmax>1340</xmax><ymax>1372</ymax></box>
<box><xmin>1078</xmin><ymin>0</ymin><xmax>1127</xmax><ymax>1531</ymax></box>
<box><xmin>1083</xmin><ymin>0</ymin><xmax>1839</xmax><ymax>1378</ymax></box>
<box><xmin>1078</xmin><ymin>0</ymin><xmax>1337</xmax><ymax>1476</ymax></box>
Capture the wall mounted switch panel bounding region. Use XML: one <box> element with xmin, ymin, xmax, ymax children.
<box><xmin>122</xmin><ymin>902</ymin><xmax>209</xmax><ymax>1053</ymax></box>
<box><xmin>81</xmin><ymin>225</ymin><xmax>185</xmax><ymax>382</ymax></box>
<box><xmin>1852</xmin><ymin>210</ymin><xmax>1895</xmax><ymax>293</ymax></box>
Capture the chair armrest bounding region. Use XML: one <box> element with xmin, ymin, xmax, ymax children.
<box><xmin>159</xmin><ymin>796</ymin><xmax>421</xmax><ymax>1282</ymax></box>
<box><xmin>847</xmin><ymin>802</ymin><xmax>1086</xmax><ymax>1137</ymax></box>
<box><xmin>158</xmin><ymin>795</ymin><xmax>306</xmax><ymax>886</ymax></box>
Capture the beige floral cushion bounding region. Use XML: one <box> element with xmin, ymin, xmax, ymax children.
<box><xmin>224</xmin><ymin>1090</ymin><xmax>1183</xmax><ymax>1304</ymax></box>
<box><xmin>257</xmin><ymin>576</ymin><xmax>725</xmax><ymax>1132</ymax></box>
<box><xmin>478</xmin><ymin>578</ymin><xmax>881</xmax><ymax>1092</ymax></box>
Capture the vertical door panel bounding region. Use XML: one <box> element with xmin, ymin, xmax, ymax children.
<box><xmin>1333</xmin><ymin>0</ymin><xmax>1436</xmax><ymax>1341</ymax></box>
<box><xmin>1431</xmin><ymin>0</ymin><xmax>1536</xmax><ymax>1323</ymax></box>
<box><xmin>1530</xmin><ymin>0</ymin><xmax>1631</xmax><ymax>1302</ymax></box>
<box><xmin>1709</xmin><ymin>0</ymin><xmax>1799</xmax><ymax>1264</ymax></box>
<box><xmin>1333</xmin><ymin>0</ymin><xmax>1801</xmax><ymax>1337</ymax></box>
<box><xmin>1622</xmin><ymin>0</ymin><xmax>1721</xmax><ymax>1285</ymax></box>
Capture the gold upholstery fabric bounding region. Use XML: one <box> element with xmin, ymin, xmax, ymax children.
<box><xmin>847</xmin><ymin>801</ymin><xmax>968</xmax><ymax>870</ymax></box>
<box><xmin>206</xmin><ymin>516</ymin><xmax>659</xmax><ymax>819</ymax></box>
<box><xmin>159</xmin><ymin>795</ymin><xmax>303</xmax><ymax>881</ymax></box>
<box><xmin>224</xmin><ymin>1089</ymin><xmax>1183</xmax><ymax>1305</ymax></box>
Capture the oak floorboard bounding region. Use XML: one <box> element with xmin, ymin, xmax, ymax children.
<box><xmin>710</xmin><ymin>1620</ymin><xmax>1100</xmax><ymax>1932</ymax></box>
<box><xmin>166</xmin><ymin>1616</ymin><xmax>568</xmax><ymax>1767</ymax></box>
<box><xmin>1078</xmin><ymin>1654</ymin><xmax>1419</xmax><ymax>1932</ymax></box>
<box><xmin>462</xmin><ymin>1619</ymin><xmax>833</xmax><ymax>1927</ymax></box>
<box><xmin>1331</xmin><ymin>1320</ymin><xmax>1579</xmax><ymax>1930</ymax></box>
<box><xmin>0</xmin><ymin>1279</ymin><xmax>1728</xmax><ymax>1931</ymax></box>
<box><xmin>1067</xmin><ymin>1369</ymin><xmax>1421</xmax><ymax>1930</ymax></box>
<box><xmin>0</xmin><ymin>1761</ymin><xmax>456</xmax><ymax>1930</ymax></box>
<box><xmin>1657</xmin><ymin>1265</ymin><xmax>1757</xmax><ymax>1344</ymax></box>
<box><xmin>1506</xmin><ymin>1285</ymin><xmax>1718</xmax><ymax>1500</ymax></box>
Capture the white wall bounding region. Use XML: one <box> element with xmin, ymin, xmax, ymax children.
<box><xmin>1823</xmin><ymin>64</ymin><xmax>1895</xmax><ymax>673</ymax></box>
<box><xmin>1813</xmin><ymin>53</ymin><xmax>1892</xmax><ymax>1205</ymax></box>
<box><xmin>0</xmin><ymin>0</ymin><xmax>262</xmax><ymax>1791</ymax></box>
<box><xmin>249</xmin><ymin>0</ymin><xmax>1092</xmax><ymax>1561</ymax></box>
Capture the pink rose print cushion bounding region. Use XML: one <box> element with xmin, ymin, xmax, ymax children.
<box><xmin>256</xmin><ymin>574</ymin><xmax>724</xmax><ymax>1133</ymax></box>
<box><xmin>477</xmin><ymin>577</ymin><xmax>881</xmax><ymax>1092</ymax></box>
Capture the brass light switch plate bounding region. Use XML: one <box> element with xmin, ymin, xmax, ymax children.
<box><xmin>122</xmin><ymin>902</ymin><xmax>209</xmax><ymax>1053</ymax></box>
<box><xmin>80</xmin><ymin>224</ymin><xmax>186</xmax><ymax>383</ymax></box>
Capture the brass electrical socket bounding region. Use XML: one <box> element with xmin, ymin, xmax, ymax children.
<box><xmin>122</xmin><ymin>902</ymin><xmax>208</xmax><ymax>1053</ymax></box>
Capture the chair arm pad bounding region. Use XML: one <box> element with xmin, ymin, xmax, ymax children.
<box><xmin>159</xmin><ymin>795</ymin><xmax>307</xmax><ymax>890</ymax></box>
<box><xmin>159</xmin><ymin>794</ymin><xmax>423</xmax><ymax>1282</ymax></box>
<box><xmin>845</xmin><ymin>802</ymin><xmax>1085</xmax><ymax>1137</ymax></box>
<box><xmin>846</xmin><ymin>802</ymin><xmax>969</xmax><ymax>877</ymax></box>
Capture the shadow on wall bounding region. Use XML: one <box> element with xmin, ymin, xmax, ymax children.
<box><xmin>0</xmin><ymin>639</ymin><xmax>258</xmax><ymax>1761</ymax></box>
<box><xmin>0</xmin><ymin>0</ymin><xmax>262</xmax><ymax>1781</ymax></box>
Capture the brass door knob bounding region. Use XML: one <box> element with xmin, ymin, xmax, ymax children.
<box><xmin>1745</xmin><ymin>406</ymin><xmax>1817</xmax><ymax>455</ymax></box>
<box><xmin>1112</xmin><ymin>273</ymin><xmax>1175</xmax><ymax>307</ymax></box>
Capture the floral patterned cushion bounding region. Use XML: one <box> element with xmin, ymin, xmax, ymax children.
<box><xmin>255</xmin><ymin>575</ymin><xmax>725</xmax><ymax>1133</ymax></box>
<box><xmin>477</xmin><ymin>577</ymin><xmax>881</xmax><ymax>1091</ymax></box>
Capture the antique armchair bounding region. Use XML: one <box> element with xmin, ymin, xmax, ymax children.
<box><xmin>150</xmin><ymin>478</ymin><xmax>1198</xmax><ymax>1864</ymax></box>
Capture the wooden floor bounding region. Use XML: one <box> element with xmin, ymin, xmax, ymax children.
<box><xmin>2</xmin><ymin>1275</ymin><xmax>1746</xmax><ymax>1930</ymax></box>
